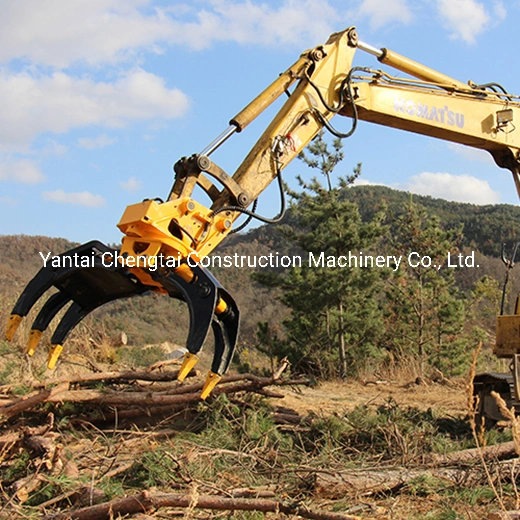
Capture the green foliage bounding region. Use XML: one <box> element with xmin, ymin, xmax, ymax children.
<box><xmin>1</xmin><ymin>450</ymin><xmax>30</xmax><ymax>484</ymax></box>
<box><xmin>255</xmin><ymin>134</ymin><xmax>387</xmax><ymax>378</ymax></box>
<box><xmin>344</xmin><ymin>184</ymin><xmax>520</xmax><ymax>258</ymax></box>
<box><xmin>25</xmin><ymin>475</ymin><xmax>77</xmax><ymax>506</ymax></box>
<box><xmin>125</xmin><ymin>448</ymin><xmax>179</xmax><ymax>489</ymax></box>
<box><xmin>303</xmin><ymin>400</ymin><xmax>472</xmax><ymax>463</ymax></box>
<box><xmin>384</xmin><ymin>201</ymin><xmax>471</xmax><ymax>376</ymax></box>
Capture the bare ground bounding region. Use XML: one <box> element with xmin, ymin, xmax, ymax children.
<box><xmin>272</xmin><ymin>379</ymin><xmax>467</xmax><ymax>417</ymax></box>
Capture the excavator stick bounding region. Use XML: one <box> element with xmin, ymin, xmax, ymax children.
<box><xmin>6</xmin><ymin>241</ymin><xmax>240</xmax><ymax>397</ymax></box>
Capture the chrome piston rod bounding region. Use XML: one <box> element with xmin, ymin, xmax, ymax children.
<box><xmin>357</xmin><ymin>40</ymin><xmax>383</xmax><ymax>59</ymax></box>
<box><xmin>199</xmin><ymin>125</ymin><xmax>237</xmax><ymax>157</ymax></box>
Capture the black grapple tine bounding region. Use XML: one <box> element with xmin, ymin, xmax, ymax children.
<box><xmin>211</xmin><ymin>293</ymin><xmax>240</xmax><ymax>376</ymax></box>
<box><xmin>33</xmin><ymin>291</ymin><xmax>72</xmax><ymax>331</ymax></box>
<box><xmin>6</xmin><ymin>241</ymin><xmax>152</xmax><ymax>367</ymax></box>
<box><xmin>6</xmin><ymin>241</ymin><xmax>117</xmax><ymax>340</ymax></box>
<box><xmin>203</xmin><ymin>289</ymin><xmax>240</xmax><ymax>400</ymax></box>
<box><xmin>201</xmin><ymin>302</ymin><xmax>240</xmax><ymax>400</ymax></box>
<box><xmin>47</xmin><ymin>302</ymin><xmax>90</xmax><ymax>369</ymax></box>
<box><xmin>50</xmin><ymin>301</ymin><xmax>90</xmax><ymax>347</ymax></box>
<box><xmin>152</xmin><ymin>264</ymin><xmax>242</xmax><ymax>392</ymax></box>
<box><xmin>151</xmin><ymin>264</ymin><xmax>218</xmax><ymax>357</ymax></box>
<box><xmin>27</xmin><ymin>291</ymin><xmax>72</xmax><ymax>356</ymax></box>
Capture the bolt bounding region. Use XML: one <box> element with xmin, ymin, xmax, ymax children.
<box><xmin>238</xmin><ymin>193</ymin><xmax>248</xmax><ymax>207</ymax></box>
<box><xmin>310</xmin><ymin>48</ymin><xmax>325</xmax><ymax>61</ymax></box>
<box><xmin>198</xmin><ymin>283</ymin><xmax>211</xmax><ymax>298</ymax></box>
<box><xmin>197</xmin><ymin>155</ymin><xmax>211</xmax><ymax>170</ymax></box>
<box><xmin>347</xmin><ymin>28</ymin><xmax>358</xmax><ymax>47</ymax></box>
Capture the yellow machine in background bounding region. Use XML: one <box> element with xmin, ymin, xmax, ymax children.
<box><xmin>6</xmin><ymin>27</ymin><xmax>520</xmax><ymax>406</ymax></box>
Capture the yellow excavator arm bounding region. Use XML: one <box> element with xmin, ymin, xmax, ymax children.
<box><xmin>6</xmin><ymin>27</ymin><xmax>520</xmax><ymax>398</ymax></box>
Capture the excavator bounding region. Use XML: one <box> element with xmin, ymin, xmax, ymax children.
<box><xmin>5</xmin><ymin>27</ymin><xmax>520</xmax><ymax>410</ymax></box>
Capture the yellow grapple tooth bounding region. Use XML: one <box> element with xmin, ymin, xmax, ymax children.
<box><xmin>177</xmin><ymin>352</ymin><xmax>199</xmax><ymax>382</ymax></box>
<box><xmin>27</xmin><ymin>330</ymin><xmax>43</xmax><ymax>356</ymax></box>
<box><xmin>200</xmin><ymin>371</ymin><xmax>222</xmax><ymax>400</ymax></box>
<box><xmin>5</xmin><ymin>314</ymin><xmax>22</xmax><ymax>341</ymax></box>
<box><xmin>47</xmin><ymin>344</ymin><xmax>63</xmax><ymax>370</ymax></box>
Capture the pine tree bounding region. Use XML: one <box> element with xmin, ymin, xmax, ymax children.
<box><xmin>256</xmin><ymin>133</ymin><xmax>387</xmax><ymax>378</ymax></box>
<box><xmin>384</xmin><ymin>200</ymin><xmax>466</xmax><ymax>377</ymax></box>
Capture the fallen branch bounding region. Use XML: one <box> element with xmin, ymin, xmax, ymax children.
<box><xmin>0</xmin><ymin>373</ymin><xmax>308</xmax><ymax>421</ymax></box>
<box><xmin>314</xmin><ymin>459</ymin><xmax>520</xmax><ymax>498</ymax></box>
<box><xmin>489</xmin><ymin>511</ymin><xmax>520</xmax><ymax>520</ymax></box>
<box><xmin>44</xmin><ymin>490</ymin><xmax>361</xmax><ymax>520</ymax></box>
<box><xmin>0</xmin><ymin>383</ymin><xmax>69</xmax><ymax>420</ymax></box>
<box><xmin>29</xmin><ymin>368</ymin><xmax>198</xmax><ymax>388</ymax></box>
<box><xmin>44</xmin><ymin>377</ymin><xmax>304</xmax><ymax>406</ymax></box>
<box><xmin>429</xmin><ymin>442</ymin><xmax>518</xmax><ymax>465</ymax></box>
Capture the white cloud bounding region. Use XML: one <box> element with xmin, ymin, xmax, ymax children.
<box><xmin>447</xmin><ymin>143</ymin><xmax>495</xmax><ymax>165</ymax></box>
<box><xmin>436</xmin><ymin>0</ymin><xmax>489</xmax><ymax>44</ymax></box>
<box><xmin>179</xmin><ymin>0</ymin><xmax>338</xmax><ymax>50</ymax></box>
<box><xmin>353</xmin><ymin>178</ymin><xmax>382</xmax><ymax>187</ymax></box>
<box><xmin>0</xmin><ymin>69</ymin><xmax>189</xmax><ymax>151</ymax></box>
<box><xmin>356</xmin><ymin>0</ymin><xmax>412</xmax><ymax>30</ymax></box>
<box><xmin>42</xmin><ymin>189</ymin><xmax>106</xmax><ymax>207</ymax></box>
<box><xmin>493</xmin><ymin>1</ymin><xmax>507</xmax><ymax>21</ymax></box>
<box><xmin>0</xmin><ymin>159</ymin><xmax>45</xmax><ymax>184</ymax></box>
<box><xmin>355</xmin><ymin>171</ymin><xmax>500</xmax><ymax>204</ymax></box>
<box><xmin>0</xmin><ymin>0</ymin><xmax>173</xmax><ymax>68</ymax></box>
<box><xmin>41</xmin><ymin>140</ymin><xmax>69</xmax><ymax>156</ymax></box>
<box><xmin>0</xmin><ymin>196</ymin><xmax>18</xmax><ymax>206</ymax></box>
<box><xmin>0</xmin><ymin>0</ymin><xmax>340</xmax><ymax>68</ymax></box>
<box><xmin>120</xmin><ymin>176</ymin><xmax>142</xmax><ymax>192</ymax></box>
<box><xmin>402</xmin><ymin>172</ymin><xmax>499</xmax><ymax>204</ymax></box>
<box><xmin>77</xmin><ymin>135</ymin><xmax>117</xmax><ymax>150</ymax></box>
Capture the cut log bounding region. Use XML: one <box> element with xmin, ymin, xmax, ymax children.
<box><xmin>44</xmin><ymin>490</ymin><xmax>361</xmax><ymax>520</ymax></box>
<box><xmin>429</xmin><ymin>442</ymin><xmax>517</xmax><ymax>465</ymax></box>
<box><xmin>314</xmin><ymin>459</ymin><xmax>520</xmax><ymax>498</ymax></box>
<box><xmin>0</xmin><ymin>383</ymin><xmax>69</xmax><ymax>419</ymax></box>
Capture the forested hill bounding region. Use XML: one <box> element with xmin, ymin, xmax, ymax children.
<box><xmin>224</xmin><ymin>185</ymin><xmax>520</xmax><ymax>259</ymax></box>
<box><xmin>343</xmin><ymin>185</ymin><xmax>520</xmax><ymax>258</ymax></box>
<box><xmin>1</xmin><ymin>186</ymin><xmax>519</xmax><ymax>348</ymax></box>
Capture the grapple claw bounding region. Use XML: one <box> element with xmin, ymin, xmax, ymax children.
<box><xmin>7</xmin><ymin>241</ymin><xmax>151</xmax><ymax>361</ymax></box>
<box><xmin>6</xmin><ymin>314</ymin><xmax>22</xmax><ymax>341</ymax></box>
<box><xmin>9</xmin><ymin>240</ymin><xmax>240</xmax><ymax>397</ymax></box>
<box><xmin>177</xmin><ymin>352</ymin><xmax>200</xmax><ymax>382</ymax></box>
<box><xmin>48</xmin><ymin>344</ymin><xmax>63</xmax><ymax>369</ymax></box>
<box><xmin>149</xmin><ymin>264</ymin><xmax>240</xmax><ymax>396</ymax></box>
<box><xmin>201</xmin><ymin>372</ymin><xmax>222</xmax><ymax>400</ymax></box>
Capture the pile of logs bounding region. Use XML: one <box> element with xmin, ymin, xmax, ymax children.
<box><xmin>0</xmin><ymin>363</ymin><xmax>306</xmax><ymax>424</ymax></box>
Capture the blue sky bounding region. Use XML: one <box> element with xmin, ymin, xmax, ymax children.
<box><xmin>0</xmin><ymin>0</ymin><xmax>518</xmax><ymax>243</ymax></box>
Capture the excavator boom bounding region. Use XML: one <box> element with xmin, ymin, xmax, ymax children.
<box><xmin>6</xmin><ymin>27</ymin><xmax>520</xmax><ymax>399</ymax></box>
